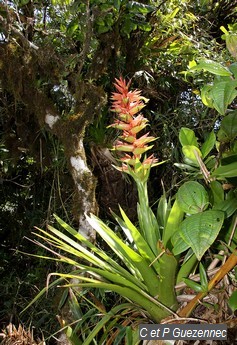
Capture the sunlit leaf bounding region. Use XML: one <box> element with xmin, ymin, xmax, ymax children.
<box><xmin>86</xmin><ymin>214</ymin><xmax>160</xmax><ymax>296</ymax></box>
<box><xmin>182</xmin><ymin>145</ymin><xmax>202</xmax><ymax>166</ymax></box>
<box><xmin>177</xmin><ymin>181</ymin><xmax>209</xmax><ymax>214</ymax></box>
<box><xmin>201</xmin><ymin>84</ymin><xmax>214</xmax><ymax>108</ymax></box>
<box><xmin>190</xmin><ymin>59</ymin><xmax>232</xmax><ymax>76</ymax></box>
<box><xmin>163</xmin><ymin>200</ymin><xmax>184</xmax><ymax>247</ymax></box>
<box><xmin>179</xmin><ymin>127</ymin><xmax>199</xmax><ymax>147</ymax></box>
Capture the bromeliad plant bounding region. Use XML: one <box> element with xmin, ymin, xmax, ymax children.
<box><xmin>26</xmin><ymin>72</ymin><xmax>237</xmax><ymax>342</ymax></box>
<box><xmin>28</xmin><ymin>77</ymin><xmax>179</xmax><ymax>324</ymax></box>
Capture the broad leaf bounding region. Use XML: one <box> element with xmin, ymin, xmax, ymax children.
<box><xmin>179</xmin><ymin>210</ymin><xmax>224</xmax><ymax>260</ymax></box>
<box><xmin>182</xmin><ymin>145</ymin><xmax>202</xmax><ymax>166</ymax></box>
<box><xmin>201</xmin><ymin>131</ymin><xmax>216</xmax><ymax>158</ymax></box>
<box><xmin>179</xmin><ymin>127</ymin><xmax>199</xmax><ymax>147</ymax></box>
<box><xmin>210</xmin><ymin>180</ymin><xmax>224</xmax><ymax>206</ymax></box>
<box><xmin>213</xmin><ymin>198</ymin><xmax>237</xmax><ymax>218</ymax></box>
<box><xmin>201</xmin><ymin>84</ymin><xmax>214</xmax><ymax>108</ymax></box>
<box><xmin>176</xmin><ymin>181</ymin><xmax>209</xmax><ymax>214</ymax></box>
<box><xmin>210</xmin><ymin>80</ymin><xmax>237</xmax><ymax>115</ymax></box>
<box><xmin>172</xmin><ymin>230</ymin><xmax>190</xmax><ymax>256</ymax></box>
<box><xmin>219</xmin><ymin>111</ymin><xmax>237</xmax><ymax>141</ymax></box>
<box><xmin>190</xmin><ymin>59</ymin><xmax>232</xmax><ymax>76</ymax></box>
<box><xmin>229</xmin><ymin>62</ymin><xmax>237</xmax><ymax>79</ymax></box>
<box><xmin>212</xmin><ymin>162</ymin><xmax>237</xmax><ymax>178</ymax></box>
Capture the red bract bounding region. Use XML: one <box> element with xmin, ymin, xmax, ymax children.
<box><xmin>109</xmin><ymin>77</ymin><xmax>158</xmax><ymax>173</ymax></box>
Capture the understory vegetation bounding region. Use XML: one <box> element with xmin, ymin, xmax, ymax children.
<box><xmin>0</xmin><ymin>1</ymin><xmax>237</xmax><ymax>344</ymax></box>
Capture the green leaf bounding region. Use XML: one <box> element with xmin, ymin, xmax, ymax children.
<box><xmin>67</xmin><ymin>20</ymin><xmax>79</xmax><ymax>35</ymax></box>
<box><xmin>229</xmin><ymin>63</ymin><xmax>237</xmax><ymax>79</ymax></box>
<box><xmin>226</xmin><ymin>34</ymin><xmax>237</xmax><ymax>59</ymax></box>
<box><xmin>210</xmin><ymin>181</ymin><xmax>224</xmax><ymax>206</ymax></box>
<box><xmin>136</xmin><ymin>181</ymin><xmax>160</xmax><ymax>254</ymax></box>
<box><xmin>163</xmin><ymin>200</ymin><xmax>184</xmax><ymax>247</ymax></box>
<box><xmin>182</xmin><ymin>145</ymin><xmax>202</xmax><ymax>166</ymax></box>
<box><xmin>201</xmin><ymin>131</ymin><xmax>216</xmax><ymax>158</ymax></box>
<box><xmin>219</xmin><ymin>111</ymin><xmax>237</xmax><ymax>141</ymax></box>
<box><xmin>199</xmin><ymin>262</ymin><xmax>208</xmax><ymax>289</ymax></box>
<box><xmin>172</xmin><ymin>230</ymin><xmax>190</xmax><ymax>256</ymax></box>
<box><xmin>176</xmin><ymin>253</ymin><xmax>197</xmax><ymax>284</ymax></box>
<box><xmin>64</xmin><ymin>281</ymin><xmax>167</xmax><ymax>323</ymax></box>
<box><xmin>122</xmin><ymin>17</ymin><xmax>137</xmax><ymax>36</ymax></box>
<box><xmin>183</xmin><ymin>278</ymin><xmax>203</xmax><ymax>292</ymax></box>
<box><xmin>138</xmin><ymin>22</ymin><xmax>152</xmax><ymax>32</ymax></box>
<box><xmin>113</xmin><ymin>0</ymin><xmax>121</xmax><ymax>11</ymax></box>
<box><xmin>174</xmin><ymin>163</ymin><xmax>199</xmax><ymax>172</ymax></box>
<box><xmin>179</xmin><ymin>210</ymin><xmax>224</xmax><ymax>260</ymax></box>
<box><xmin>228</xmin><ymin>290</ymin><xmax>237</xmax><ymax>311</ymax></box>
<box><xmin>125</xmin><ymin>326</ymin><xmax>134</xmax><ymax>344</ymax></box>
<box><xmin>157</xmin><ymin>194</ymin><xmax>168</xmax><ymax>228</ymax></box>
<box><xmin>190</xmin><ymin>59</ymin><xmax>232</xmax><ymax>76</ymax></box>
<box><xmin>213</xmin><ymin>198</ymin><xmax>237</xmax><ymax>218</ymax></box>
<box><xmin>86</xmin><ymin>214</ymin><xmax>160</xmax><ymax>296</ymax></box>
<box><xmin>156</xmin><ymin>243</ymin><xmax>178</xmax><ymax>310</ymax></box>
<box><xmin>113</xmin><ymin>207</ymin><xmax>158</xmax><ymax>266</ymax></box>
<box><xmin>217</xmin><ymin>128</ymin><xmax>230</xmax><ymax>142</ymax></box>
<box><xmin>212</xmin><ymin>162</ymin><xmax>237</xmax><ymax>178</ymax></box>
<box><xmin>179</xmin><ymin>127</ymin><xmax>199</xmax><ymax>147</ymax></box>
<box><xmin>176</xmin><ymin>181</ymin><xmax>209</xmax><ymax>214</ymax></box>
<box><xmin>19</xmin><ymin>0</ymin><xmax>31</xmax><ymax>5</ymax></box>
<box><xmin>52</xmin><ymin>0</ymin><xmax>73</xmax><ymax>5</ymax></box>
<box><xmin>20</xmin><ymin>277</ymin><xmax>63</xmax><ymax>314</ymax></box>
<box><xmin>201</xmin><ymin>84</ymin><xmax>214</xmax><ymax>108</ymax></box>
<box><xmin>127</xmin><ymin>2</ymin><xmax>155</xmax><ymax>14</ymax></box>
<box><xmin>82</xmin><ymin>303</ymin><xmax>138</xmax><ymax>345</ymax></box>
<box><xmin>51</xmin><ymin>216</ymin><xmax>145</xmax><ymax>287</ymax></box>
<box><xmin>210</xmin><ymin>80</ymin><xmax>237</xmax><ymax>115</ymax></box>
<box><xmin>68</xmin><ymin>289</ymin><xmax>82</xmax><ymax>320</ymax></box>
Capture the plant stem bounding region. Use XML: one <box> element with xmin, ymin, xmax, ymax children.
<box><xmin>178</xmin><ymin>249</ymin><xmax>237</xmax><ymax>317</ymax></box>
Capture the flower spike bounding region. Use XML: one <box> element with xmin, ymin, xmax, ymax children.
<box><xmin>110</xmin><ymin>77</ymin><xmax>158</xmax><ymax>179</ymax></box>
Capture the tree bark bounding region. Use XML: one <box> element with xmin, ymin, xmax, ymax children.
<box><xmin>0</xmin><ymin>33</ymin><xmax>106</xmax><ymax>241</ymax></box>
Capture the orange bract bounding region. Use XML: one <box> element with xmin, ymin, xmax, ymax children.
<box><xmin>110</xmin><ymin>77</ymin><xmax>158</xmax><ymax>171</ymax></box>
